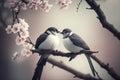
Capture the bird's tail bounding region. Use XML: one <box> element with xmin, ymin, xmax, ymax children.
<box><xmin>85</xmin><ymin>54</ymin><xmax>96</xmax><ymax>76</ymax></box>
<box><xmin>32</xmin><ymin>54</ymin><xmax>49</xmax><ymax>80</ymax></box>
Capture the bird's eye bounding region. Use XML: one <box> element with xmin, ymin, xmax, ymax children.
<box><xmin>65</xmin><ymin>31</ymin><xmax>68</xmax><ymax>34</ymax></box>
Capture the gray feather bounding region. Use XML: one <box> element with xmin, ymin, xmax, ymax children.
<box><xmin>85</xmin><ymin>54</ymin><xmax>96</xmax><ymax>76</ymax></box>
<box><xmin>69</xmin><ymin>33</ymin><xmax>90</xmax><ymax>50</ymax></box>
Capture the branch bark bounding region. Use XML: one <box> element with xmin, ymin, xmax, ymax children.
<box><xmin>91</xmin><ymin>55</ymin><xmax>120</xmax><ymax>80</ymax></box>
<box><xmin>47</xmin><ymin>57</ymin><xmax>101</xmax><ymax>80</ymax></box>
<box><xmin>32</xmin><ymin>49</ymin><xmax>101</xmax><ymax>80</ymax></box>
<box><xmin>31</xmin><ymin>49</ymin><xmax>98</xmax><ymax>57</ymax></box>
<box><xmin>85</xmin><ymin>0</ymin><xmax>120</xmax><ymax>40</ymax></box>
<box><xmin>32</xmin><ymin>49</ymin><xmax>102</xmax><ymax>80</ymax></box>
<box><xmin>76</xmin><ymin>0</ymin><xmax>120</xmax><ymax>79</ymax></box>
<box><xmin>31</xmin><ymin>49</ymin><xmax>120</xmax><ymax>80</ymax></box>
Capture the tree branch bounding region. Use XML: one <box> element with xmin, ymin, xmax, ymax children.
<box><xmin>85</xmin><ymin>0</ymin><xmax>120</xmax><ymax>40</ymax></box>
<box><xmin>77</xmin><ymin>0</ymin><xmax>82</xmax><ymax>12</ymax></box>
<box><xmin>31</xmin><ymin>49</ymin><xmax>98</xmax><ymax>57</ymax></box>
<box><xmin>32</xmin><ymin>50</ymin><xmax>101</xmax><ymax>80</ymax></box>
<box><xmin>31</xmin><ymin>49</ymin><xmax>120</xmax><ymax>80</ymax></box>
<box><xmin>32</xmin><ymin>49</ymin><xmax>102</xmax><ymax>80</ymax></box>
<box><xmin>91</xmin><ymin>55</ymin><xmax>120</xmax><ymax>80</ymax></box>
<box><xmin>47</xmin><ymin>57</ymin><xmax>101</xmax><ymax>80</ymax></box>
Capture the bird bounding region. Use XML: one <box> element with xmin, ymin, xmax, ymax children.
<box><xmin>61</xmin><ymin>28</ymin><xmax>96</xmax><ymax>76</ymax></box>
<box><xmin>32</xmin><ymin>27</ymin><xmax>60</xmax><ymax>80</ymax></box>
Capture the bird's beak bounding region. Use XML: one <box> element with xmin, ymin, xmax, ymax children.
<box><xmin>57</xmin><ymin>30</ymin><xmax>61</xmax><ymax>33</ymax></box>
<box><xmin>60</xmin><ymin>32</ymin><xmax>67</xmax><ymax>38</ymax></box>
<box><xmin>60</xmin><ymin>31</ymin><xmax>64</xmax><ymax>34</ymax></box>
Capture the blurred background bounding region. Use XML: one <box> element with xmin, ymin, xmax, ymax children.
<box><xmin>0</xmin><ymin>0</ymin><xmax>120</xmax><ymax>80</ymax></box>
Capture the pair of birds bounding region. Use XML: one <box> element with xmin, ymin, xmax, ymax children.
<box><xmin>32</xmin><ymin>27</ymin><xmax>96</xmax><ymax>80</ymax></box>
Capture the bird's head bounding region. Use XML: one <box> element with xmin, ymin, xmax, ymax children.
<box><xmin>61</xmin><ymin>28</ymin><xmax>72</xmax><ymax>38</ymax></box>
<box><xmin>45</xmin><ymin>27</ymin><xmax>60</xmax><ymax>35</ymax></box>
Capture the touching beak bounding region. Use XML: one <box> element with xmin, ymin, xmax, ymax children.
<box><xmin>57</xmin><ymin>30</ymin><xmax>61</xmax><ymax>33</ymax></box>
<box><xmin>60</xmin><ymin>31</ymin><xmax>64</xmax><ymax>34</ymax></box>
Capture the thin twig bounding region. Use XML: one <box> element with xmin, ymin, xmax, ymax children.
<box><xmin>15</xmin><ymin>7</ymin><xmax>20</xmax><ymax>23</ymax></box>
<box><xmin>11</xmin><ymin>8</ymin><xmax>15</xmax><ymax>27</ymax></box>
<box><xmin>26</xmin><ymin>37</ymin><xmax>35</xmax><ymax>46</ymax></box>
<box><xmin>21</xmin><ymin>0</ymin><xmax>29</xmax><ymax>4</ymax></box>
<box><xmin>77</xmin><ymin>0</ymin><xmax>83</xmax><ymax>12</ymax></box>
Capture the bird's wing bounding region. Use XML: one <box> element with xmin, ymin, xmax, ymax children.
<box><xmin>35</xmin><ymin>33</ymin><xmax>48</xmax><ymax>49</ymax></box>
<box><xmin>69</xmin><ymin>33</ymin><xmax>90</xmax><ymax>50</ymax></box>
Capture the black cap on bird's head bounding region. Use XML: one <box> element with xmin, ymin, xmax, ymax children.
<box><xmin>61</xmin><ymin>28</ymin><xmax>72</xmax><ymax>38</ymax></box>
<box><xmin>61</xmin><ymin>28</ymin><xmax>72</xmax><ymax>34</ymax></box>
<box><xmin>45</xmin><ymin>27</ymin><xmax>60</xmax><ymax>35</ymax></box>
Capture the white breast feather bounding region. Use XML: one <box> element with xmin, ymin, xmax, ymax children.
<box><xmin>63</xmin><ymin>38</ymin><xmax>83</xmax><ymax>53</ymax></box>
<box><xmin>38</xmin><ymin>34</ymin><xmax>59</xmax><ymax>50</ymax></box>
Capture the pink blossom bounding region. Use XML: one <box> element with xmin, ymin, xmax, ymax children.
<box><xmin>28</xmin><ymin>2</ymin><xmax>38</xmax><ymax>10</ymax></box>
<box><xmin>21</xmin><ymin>2</ymin><xmax>27</xmax><ymax>10</ymax></box>
<box><xmin>16</xmin><ymin>36</ymin><xmax>26</xmax><ymax>45</ymax></box>
<box><xmin>12</xmin><ymin>23</ymin><xmax>21</xmax><ymax>33</ymax></box>
<box><xmin>40</xmin><ymin>2</ymin><xmax>53</xmax><ymax>12</ymax></box>
<box><xmin>14</xmin><ymin>7</ymin><xmax>19</xmax><ymax>12</ymax></box>
<box><xmin>28</xmin><ymin>0</ymin><xmax>41</xmax><ymax>10</ymax></box>
<box><xmin>32</xmin><ymin>0</ymin><xmax>41</xmax><ymax>5</ymax></box>
<box><xmin>8</xmin><ymin>0</ymin><xmax>27</xmax><ymax>10</ymax></box>
<box><xmin>20</xmin><ymin>30</ymin><xmax>29</xmax><ymax>38</ymax></box>
<box><xmin>21</xmin><ymin>49</ymin><xmax>32</xmax><ymax>57</ymax></box>
<box><xmin>7</xmin><ymin>0</ymin><xmax>18</xmax><ymax>8</ymax></box>
<box><xmin>23</xmin><ymin>43</ymin><xmax>33</xmax><ymax>49</ymax></box>
<box><xmin>6</xmin><ymin>25</ymin><xmax>12</xmax><ymax>34</ymax></box>
<box><xmin>19</xmin><ymin>18</ymin><xmax>29</xmax><ymax>30</ymax></box>
<box><xmin>56</xmin><ymin>0</ymin><xmax>72</xmax><ymax>9</ymax></box>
